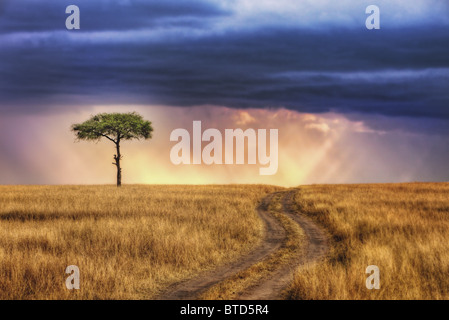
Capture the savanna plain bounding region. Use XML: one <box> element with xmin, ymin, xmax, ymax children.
<box><xmin>0</xmin><ymin>182</ymin><xmax>448</xmax><ymax>299</ymax></box>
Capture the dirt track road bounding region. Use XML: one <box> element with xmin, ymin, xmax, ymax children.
<box><xmin>157</xmin><ymin>189</ymin><xmax>329</xmax><ymax>300</ymax></box>
<box><xmin>238</xmin><ymin>190</ymin><xmax>329</xmax><ymax>299</ymax></box>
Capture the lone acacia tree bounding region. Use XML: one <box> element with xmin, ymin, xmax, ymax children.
<box><xmin>71</xmin><ymin>112</ymin><xmax>153</xmax><ymax>187</ymax></box>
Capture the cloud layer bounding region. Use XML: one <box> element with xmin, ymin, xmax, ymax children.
<box><xmin>1</xmin><ymin>0</ymin><xmax>448</xmax><ymax>128</ymax></box>
<box><xmin>1</xmin><ymin>1</ymin><xmax>448</xmax><ymax>185</ymax></box>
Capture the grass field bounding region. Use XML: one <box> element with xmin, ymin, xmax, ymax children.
<box><xmin>286</xmin><ymin>182</ymin><xmax>449</xmax><ymax>300</ymax></box>
<box><xmin>1</xmin><ymin>182</ymin><xmax>448</xmax><ymax>300</ymax></box>
<box><xmin>199</xmin><ymin>192</ymin><xmax>306</xmax><ymax>299</ymax></box>
<box><xmin>0</xmin><ymin>184</ymin><xmax>279</xmax><ymax>299</ymax></box>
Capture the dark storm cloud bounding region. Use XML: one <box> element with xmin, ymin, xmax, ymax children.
<box><xmin>0</xmin><ymin>0</ymin><xmax>448</xmax><ymax>124</ymax></box>
<box><xmin>0</xmin><ymin>0</ymin><xmax>227</xmax><ymax>33</ymax></box>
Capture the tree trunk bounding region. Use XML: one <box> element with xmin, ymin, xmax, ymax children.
<box><xmin>114</xmin><ymin>140</ymin><xmax>122</xmax><ymax>187</ymax></box>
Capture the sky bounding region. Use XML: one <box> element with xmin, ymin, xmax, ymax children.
<box><xmin>0</xmin><ymin>0</ymin><xmax>448</xmax><ymax>186</ymax></box>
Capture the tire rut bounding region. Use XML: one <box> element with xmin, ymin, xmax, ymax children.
<box><xmin>156</xmin><ymin>193</ymin><xmax>285</xmax><ymax>300</ymax></box>
<box><xmin>238</xmin><ymin>189</ymin><xmax>329</xmax><ymax>300</ymax></box>
<box><xmin>157</xmin><ymin>189</ymin><xmax>329</xmax><ymax>300</ymax></box>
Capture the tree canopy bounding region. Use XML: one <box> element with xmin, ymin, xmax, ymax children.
<box><xmin>71</xmin><ymin>112</ymin><xmax>153</xmax><ymax>143</ymax></box>
<box><xmin>71</xmin><ymin>112</ymin><xmax>153</xmax><ymax>187</ymax></box>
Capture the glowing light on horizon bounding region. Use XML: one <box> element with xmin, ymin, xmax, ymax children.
<box><xmin>0</xmin><ymin>104</ymin><xmax>444</xmax><ymax>186</ymax></box>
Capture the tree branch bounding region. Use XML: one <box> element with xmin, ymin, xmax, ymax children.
<box><xmin>96</xmin><ymin>132</ymin><xmax>116</xmax><ymax>143</ymax></box>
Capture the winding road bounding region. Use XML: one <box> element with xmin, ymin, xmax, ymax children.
<box><xmin>157</xmin><ymin>189</ymin><xmax>329</xmax><ymax>300</ymax></box>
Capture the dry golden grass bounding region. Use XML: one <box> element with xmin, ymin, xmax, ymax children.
<box><xmin>199</xmin><ymin>192</ymin><xmax>305</xmax><ymax>299</ymax></box>
<box><xmin>0</xmin><ymin>184</ymin><xmax>279</xmax><ymax>299</ymax></box>
<box><xmin>286</xmin><ymin>182</ymin><xmax>449</xmax><ymax>300</ymax></box>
